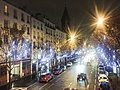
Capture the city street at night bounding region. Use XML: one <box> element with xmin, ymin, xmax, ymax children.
<box><xmin>27</xmin><ymin>59</ymin><xmax>97</xmax><ymax>90</ymax></box>
<box><xmin>0</xmin><ymin>0</ymin><xmax>120</xmax><ymax>90</ymax></box>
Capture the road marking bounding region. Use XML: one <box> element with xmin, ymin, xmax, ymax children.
<box><xmin>94</xmin><ymin>85</ymin><xmax>96</xmax><ymax>90</ymax></box>
<box><xmin>39</xmin><ymin>83</ymin><xmax>48</xmax><ymax>90</ymax></box>
<box><xmin>45</xmin><ymin>83</ymin><xmax>54</xmax><ymax>90</ymax></box>
<box><xmin>27</xmin><ymin>82</ymin><xmax>37</xmax><ymax>89</ymax></box>
<box><xmin>87</xmin><ymin>84</ymin><xmax>89</xmax><ymax>90</ymax></box>
<box><xmin>63</xmin><ymin>71</ymin><xmax>66</xmax><ymax>73</ymax></box>
<box><xmin>49</xmin><ymin>78</ymin><xmax>55</xmax><ymax>82</ymax></box>
<box><xmin>94</xmin><ymin>79</ymin><xmax>96</xmax><ymax>84</ymax></box>
<box><xmin>57</xmin><ymin>73</ymin><xmax>62</xmax><ymax>78</ymax></box>
<box><xmin>55</xmin><ymin>77</ymin><xmax>61</xmax><ymax>82</ymax></box>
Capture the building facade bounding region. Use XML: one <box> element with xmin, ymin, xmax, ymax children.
<box><xmin>0</xmin><ymin>0</ymin><xmax>67</xmax><ymax>87</ymax></box>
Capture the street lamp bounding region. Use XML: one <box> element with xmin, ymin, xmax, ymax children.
<box><xmin>70</xmin><ymin>34</ymin><xmax>75</xmax><ymax>43</ymax></box>
<box><xmin>69</xmin><ymin>32</ymin><xmax>77</xmax><ymax>50</ymax></box>
<box><xmin>97</xmin><ymin>16</ymin><xmax>104</xmax><ymax>26</ymax></box>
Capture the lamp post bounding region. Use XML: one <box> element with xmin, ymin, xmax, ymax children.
<box><xmin>69</xmin><ymin>33</ymin><xmax>76</xmax><ymax>51</ymax></box>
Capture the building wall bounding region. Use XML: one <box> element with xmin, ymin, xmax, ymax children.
<box><xmin>0</xmin><ymin>0</ymin><xmax>31</xmax><ymax>85</ymax></box>
<box><xmin>0</xmin><ymin>0</ymin><xmax>67</xmax><ymax>87</ymax></box>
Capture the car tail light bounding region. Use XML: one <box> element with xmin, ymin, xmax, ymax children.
<box><xmin>44</xmin><ymin>77</ymin><xmax>47</xmax><ymax>80</ymax></box>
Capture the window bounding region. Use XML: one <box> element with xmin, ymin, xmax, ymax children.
<box><xmin>41</xmin><ymin>38</ymin><xmax>43</xmax><ymax>41</ymax></box>
<box><xmin>13</xmin><ymin>9</ymin><xmax>17</xmax><ymax>19</ymax></box>
<box><xmin>33</xmin><ymin>42</ymin><xmax>36</xmax><ymax>49</ymax></box>
<box><xmin>27</xmin><ymin>16</ymin><xmax>30</xmax><ymax>23</ymax></box>
<box><xmin>37</xmin><ymin>22</ymin><xmax>39</xmax><ymax>29</ymax></box>
<box><xmin>21</xmin><ymin>13</ymin><xmax>25</xmax><ymax>22</ymax></box>
<box><xmin>33</xmin><ymin>20</ymin><xmax>36</xmax><ymax>28</ymax></box>
<box><xmin>0</xmin><ymin>66</ymin><xmax>7</xmax><ymax>75</ymax></box>
<box><xmin>33</xmin><ymin>31</ymin><xmax>36</xmax><ymax>39</ymax></box>
<box><xmin>4</xmin><ymin>35</ymin><xmax>8</xmax><ymax>44</ymax></box>
<box><xmin>13</xmin><ymin>23</ymin><xmax>17</xmax><ymax>29</ymax></box>
<box><xmin>4</xmin><ymin>20</ymin><xmax>9</xmax><ymax>29</ymax></box>
<box><xmin>37</xmin><ymin>32</ymin><xmax>40</xmax><ymax>39</ymax></box>
<box><xmin>37</xmin><ymin>42</ymin><xmax>40</xmax><ymax>49</ymax></box>
<box><xmin>41</xmin><ymin>24</ymin><xmax>43</xmax><ymax>30</ymax></box>
<box><xmin>27</xmin><ymin>27</ymin><xmax>30</xmax><ymax>35</ymax></box>
<box><xmin>21</xmin><ymin>25</ymin><xmax>26</xmax><ymax>30</ymax></box>
<box><xmin>46</xmin><ymin>29</ymin><xmax>48</xmax><ymax>34</ymax></box>
<box><xmin>4</xmin><ymin>5</ymin><xmax>9</xmax><ymax>16</ymax></box>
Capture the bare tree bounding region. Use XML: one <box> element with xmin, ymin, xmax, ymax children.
<box><xmin>1</xmin><ymin>26</ymin><xmax>25</xmax><ymax>89</ymax></box>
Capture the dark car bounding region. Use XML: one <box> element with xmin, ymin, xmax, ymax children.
<box><xmin>98</xmin><ymin>82</ymin><xmax>110</xmax><ymax>90</ymax></box>
<box><xmin>60</xmin><ymin>65</ymin><xmax>66</xmax><ymax>71</ymax></box>
<box><xmin>53</xmin><ymin>68</ymin><xmax>62</xmax><ymax>75</ymax></box>
<box><xmin>39</xmin><ymin>73</ymin><xmax>53</xmax><ymax>82</ymax></box>
<box><xmin>77</xmin><ymin>73</ymin><xmax>87</xmax><ymax>81</ymax></box>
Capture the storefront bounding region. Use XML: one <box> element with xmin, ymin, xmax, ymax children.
<box><xmin>11</xmin><ymin>62</ymin><xmax>20</xmax><ymax>80</ymax></box>
<box><xmin>22</xmin><ymin>60</ymin><xmax>31</xmax><ymax>76</ymax></box>
<box><xmin>0</xmin><ymin>63</ymin><xmax>7</xmax><ymax>86</ymax></box>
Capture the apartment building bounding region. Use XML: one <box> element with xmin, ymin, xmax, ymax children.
<box><xmin>31</xmin><ymin>16</ymin><xmax>46</xmax><ymax>73</ymax></box>
<box><xmin>0</xmin><ymin>0</ymin><xmax>31</xmax><ymax>86</ymax></box>
<box><xmin>0</xmin><ymin>0</ymin><xmax>67</xmax><ymax>87</ymax></box>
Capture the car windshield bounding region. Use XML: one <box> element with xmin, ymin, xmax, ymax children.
<box><xmin>40</xmin><ymin>75</ymin><xmax>46</xmax><ymax>77</ymax></box>
<box><xmin>103</xmin><ymin>77</ymin><xmax>107</xmax><ymax>79</ymax></box>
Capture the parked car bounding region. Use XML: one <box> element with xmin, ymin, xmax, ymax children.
<box><xmin>39</xmin><ymin>73</ymin><xmax>53</xmax><ymax>82</ymax></box>
<box><xmin>53</xmin><ymin>68</ymin><xmax>62</xmax><ymax>75</ymax></box>
<box><xmin>98</xmin><ymin>64</ymin><xmax>104</xmax><ymax>68</ymax></box>
<box><xmin>98</xmin><ymin>74</ymin><xmax>109</xmax><ymax>83</ymax></box>
<box><xmin>98</xmin><ymin>70</ymin><xmax>106</xmax><ymax>75</ymax></box>
<box><xmin>98</xmin><ymin>81</ymin><xmax>110</xmax><ymax>90</ymax></box>
<box><xmin>60</xmin><ymin>65</ymin><xmax>66</xmax><ymax>71</ymax></box>
<box><xmin>77</xmin><ymin>73</ymin><xmax>87</xmax><ymax>81</ymax></box>
<box><xmin>66</xmin><ymin>62</ymin><xmax>73</xmax><ymax>67</ymax></box>
<box><xmin>99</xmin><ymin>67</ymin><xmax>105</xmax><ymax>70</ymax></box>
<box><xmin>98</xmin><ymin>65</ymin><xmax>106</xmax><ymax>75</ymax></box>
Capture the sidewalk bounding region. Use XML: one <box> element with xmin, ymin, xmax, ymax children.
<box><xmin>12</xmin><ymin>74</ymin><xmax>37</xmax><ymax>88</ymax></box>
<box><xmin>109</xmin><ymin>74</ymin><xmax>120</xmax><ymax>90</ymax></box>
<box><xmin>110</xmin><ymin>78</ymin><xmax>120</xmax><ymax>90</ymax></box>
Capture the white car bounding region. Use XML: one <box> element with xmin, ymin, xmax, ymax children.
<box><xmin>66</xmin><ymin>62</ymin><xmax>73</xmax><ymax>67</ymax></box>
<box><xmin>98</xmin><ymin>74</ymin><xmax>109</xmax><ymax>83</ymax></box>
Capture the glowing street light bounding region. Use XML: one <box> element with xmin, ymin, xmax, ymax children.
<box><xmin>68</xmin><ymin>31</ymin><xmax>77</xmax><ymax>50</ymax></box>
<box><xmin>70</xmin><ymin>34</ymin><xmax>75</xmax><ymax>42</ymax></box>
<box><xmin>97</xmin><ymin>16</ymin><xmax>104</xmax><ymax>26</ymax></box>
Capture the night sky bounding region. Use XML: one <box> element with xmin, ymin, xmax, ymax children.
<box><xmin>7</xmin><ymin>0</ymin><xmax>120</xmax><ymax>28</ymax></box>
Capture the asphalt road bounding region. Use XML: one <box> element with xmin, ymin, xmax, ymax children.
<box><xmin>27</xmin><ymin>61</ymin><xmax>97</xmax><ymax>90</ymax></box>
